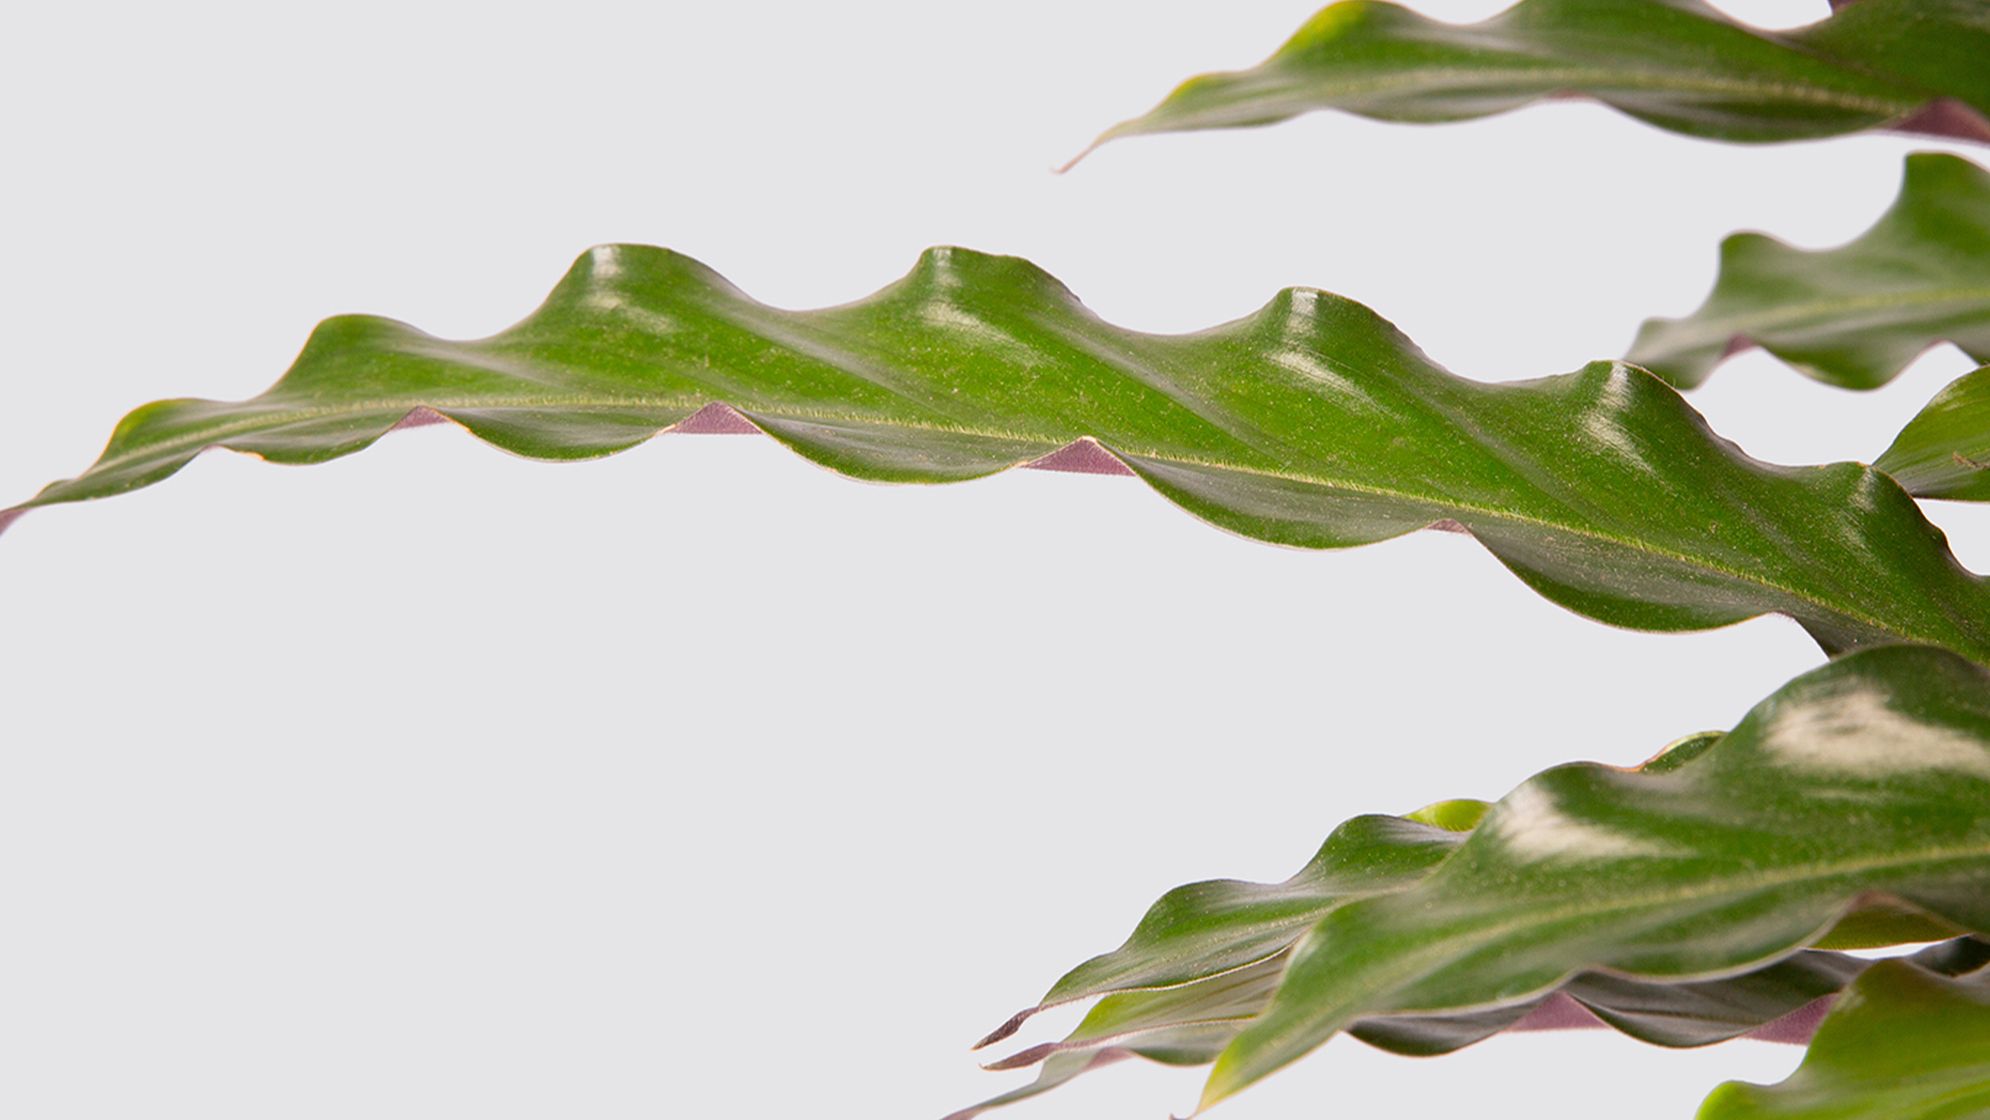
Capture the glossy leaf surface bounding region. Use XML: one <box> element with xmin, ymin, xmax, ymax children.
<box><xmin>978</xmin><ymin>805</ymin><xmax>1485</xmax><ymax>1048</ymax></box>
<box><xmin>992</xmin><ymin>747</ymin><xmax>1707</xmax><ymax>1043</ymax></box>
<box><xmin>1080</xmin><ymin>0</ymin><xmax>1990</xmax><ymax>160</ymax></box>
<box><xmin>1698</xmin><ymin>949</ymin><xmax>1990</xmax><ymax>1120</ymax></box>
<box><xmin>1630</xmin><ymin>153</ymin><xmax>1990</xmax><ymax>390</ymax></box>
<box><xmin>1877</xmin><ymin>363</ymin><xmax>1990</xmax><ymax>501</ymax></box>
<box><xmin>963</xmin><ymin>708</ymin><xmax>1977</xmax><ymax>1116</ymax></box>
<box><xmin>12</xmin><ymin>247</ymin><xmax>1990</xmax><ymax>663</ymax></box>
<box><xmin>1201</xmin><ymin>645</ymin><xmax>1990</xmax><ymax>1108</ymax></box>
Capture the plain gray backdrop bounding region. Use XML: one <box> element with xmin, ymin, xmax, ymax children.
<box><xmin>2</xmin><ymin>1</ymin><xmax>1985</xmax><ymax>1116</ymax></box>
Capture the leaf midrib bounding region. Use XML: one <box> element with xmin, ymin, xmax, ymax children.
<box><xmin>1233</xmin><ymin>65</ymin><xmax>1917</xmax><ymax>117</ymax></box>
<box><xmin>54</xmin><ymin>392</ymin><xmax>1926</xmax><ymax>647</ymax></box>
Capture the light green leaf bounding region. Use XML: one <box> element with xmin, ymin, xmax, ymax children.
<box><xmin>1630</xmin><ymin>153</ymin><xmax>1990</xmax><ymax>390</ymax></box>
<box><xmin>1200</xmin><ymin>645</ymin><xmax>1990</xmax><ymax>1109</ymax></box>
<box><xmin>1697</xmin><ymin>948</ymin><xmax>1990</xmax><ymax>1120</ymax></box>
<box><xmin>11</xmin><ymin>247</ymin><xmax>1990</xmax><ymax>663</ymax></box>
<box><xmin>1077</xmin><ymin>0</ymin><xmax>1990</xmax><ymax>161</ymax></box>
<box><xmin>1876</xmin><ymin>364</ymin><xmax>1990</xmax><ymax>500</ymax></box>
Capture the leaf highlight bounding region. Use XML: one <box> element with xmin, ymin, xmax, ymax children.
<box><xmin>11</xmin><ymin>247</ymin><xmax>1990</xmax><ymax>663</ymax></box>
<box><xmin>957</xmin><ymin>715</ymin><xmax>1983</xmax><ymax>1117</ymax></box>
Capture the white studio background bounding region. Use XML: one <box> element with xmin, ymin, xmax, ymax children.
<box><xmin>1</xmin><ymin>2</ymin><xmax>1984</xmax><ymax>1117</ymax></box>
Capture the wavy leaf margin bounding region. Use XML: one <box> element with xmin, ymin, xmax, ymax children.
<box><xmin>1629</xmin><ymin>153</ymin><xmax>1990</xmax><ymax>390</ymax></box>
<box><xmin>1072</xmin><ymin>0</ymin><xmax>1990</xmax><ymax>164</ymax></box>
<box><xmin>9</xmin><ymin>246</ymin><xmax>1990</xmax><ymax>666</ymax></box>
<box><xmin>1697</xmin><ymin>945</ymin><xmax>1990</xmax><ymax>1119</ymax></box>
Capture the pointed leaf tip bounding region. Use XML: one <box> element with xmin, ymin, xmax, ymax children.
<box><xmin>973</xmin><ymin>1008</ymin><xmax>1038</xmax><ymax>1051</ymax></box>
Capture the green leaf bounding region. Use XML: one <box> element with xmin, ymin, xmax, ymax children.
<box><xmin>986</xmin><ymin>744</ymin><xmax>1704</xmax><ymax>1048</ymax></box>
<box><xmin>1629</xmin><ymin>153</ymin><xmax>1990</xmax><ymax>390</ymax></box>
<box><xmin>977</xmin><ymin>807</ymin><xmax>1483</xmax><ymax>1049</ymax></box>
<box><xmin>961</xmin><ymin>714</ymin><xmax>1967</xmax><ymax>1117</ymax></box>
<box><xmin>958</xmin><ymin>946</ymin><xmax>1945</xmax><ymax>1119</ymax></box>
<box><xmin>1076</xmin><ymin>0</ymin><xmax>1990</xmax><ymax>162</ymax></box>
<box><xmin>11</xmin><ymin>246</ymin><xmax>1990</xmax><ymax>663</ymax></box>
<box><xmin>1198</xmin><ymin>644</ymin><xmax>1990</xmax><ymax>1109</ymax></box>
<box><xmin>1697</xmin><ymin>949</ymin><xmax>1990</xmax><ymax>1120</ymax></box>
<box><xmin>1876</xmin><ymin>364</ymin><xmax>1990</xmax><ymax>500</ymax></box>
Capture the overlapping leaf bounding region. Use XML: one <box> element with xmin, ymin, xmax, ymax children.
<box><xmin>1877</xmin><ymin>364</ymin><xmax>1990</xmax><ymax>501</ymax></box>
<box><xmin>1698</xmin><ymin>946</ymin><xmax>1990</xmax><ymax>1119</ymax></box>
<box><xmin>958</xmin><ymin>944</ymin><xmax>1976</xmax><ymax>1119</ymax></box>
<box><xmin>1630</xmin><ymin>153</ymin><xmax>1990</xmax><ymax>390</ymax></box>
<box><xmin>986</xmin><ymin>741</ymin><xmax>1701</xmax><ymax>1046</ymax></box>
<box><xmin>12</xmin><ymin>246</ymin><xmax>1990</xmax><ymax>664</ymax></box>
<box><xmin>977</xmin><ymin>802</ymin><xmax>1487</xmax><ymax>1049</ymax></box>
<box><xmin>1187</xmin><ymin>645</ymin><xmax>1990</xmax><ymax>1109</ymax></box>
<box><xmin>1076</xmin><ymin>0</ymin><xmax>1990</xmax><ymax>162</ymax></box>
<box><xmin>958</xmin><ymin>715</ymin><xmax>1974</xmax><ymax>1116</ymax></box>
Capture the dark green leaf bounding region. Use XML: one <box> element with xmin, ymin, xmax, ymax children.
<box><xmin>1876</xmin><ymin>363</ymin><xmax>1990</xmax><ymax>500</ymax></box>
<box><xmin>1697</xmin><ymin>947</ymin><xmax>1990</xmax><ymax>1120</ymax></box>
<box><xmin>1630</xmin><ymin>153</ymin><xmax>1990</xmax><ymax>390</ymax></box>
<box><xmin>11</xmin><ymin>247</ymin><xmax>1990</xmax><ymax>663</ymax></box>
<box><xmin>1200</xmin><ymin>645</ymin><xmax>1990</xmax><ymax>1109</ymax></box>
<box><xmin>1076</xmin><ymin>0</ymin><xmax>1990</xmax><ymax>163</ymax></box>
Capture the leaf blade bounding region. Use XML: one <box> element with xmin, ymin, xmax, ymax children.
<box><xmin>1697</xmin><ymin>952</ymin><xmax>1990</xmax><ymax>1120</ymax></box>
<box><xmin>1876</xmin><ymin>364</ymin><xmax>1990</xmax><ymax>500</ymax></box>
<box><xmin>1629</xmin><ymin>153</ymin><xmax>1990</xmax><ymax>390</ymax></box>
<box><xmin>1083</xmin><ymin>0</ymin><xmax>1990</xmax><ymax>157</ymax></box>
<box><xmin>969</xmin><ymin>853</ymin><xmax>1974</xmax><ymax>1115</ymax></box>
<box><xmin>15</xmin><ymin>247</ymin><xmax>1990</xmax><ymax>663</ymax></box>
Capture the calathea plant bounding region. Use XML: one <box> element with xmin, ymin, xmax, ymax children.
<box><xmin>5</xmin><ymin>2</ymin><xmax>1988</xmax><ymax>1117</ymax></box>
